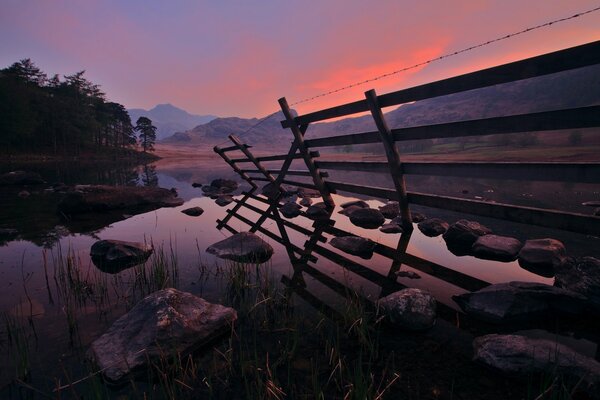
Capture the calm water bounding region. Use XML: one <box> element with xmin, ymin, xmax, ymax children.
<box><xmin>1</xmin><ymin>157</ymin><xmax>599</xmax><ymax>398</ymax></box>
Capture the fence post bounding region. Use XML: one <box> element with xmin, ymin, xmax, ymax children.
<box><xmin>214</xmin><ymin>146</ymin><xmax>258</xmax><ymax>189</ymax></box>
<box><xmin>279</xmin><ymin>97</ymin><xmax>335</xmax><ymax>209</ymax></box>
<box><xmin>365</xmin><ymin>89</ymin><xmax>413</xmax><ymax>230</ymax></box>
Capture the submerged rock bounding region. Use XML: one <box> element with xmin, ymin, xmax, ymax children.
<box><xmin>299</xmin><ymin>197</ymin><xmax>312</xmax><ymax>207</ymax></box>
<box><xmin>57</xmin><ymin>185</ymin><xmax>184</xmax><ymax>214</ymax></box>
<box><xmin>378</xmin><ymin>201</ymin><xmax>399</xmax><ymax>219</ymax></box>
<box><xmin>305</xmin><ymin>202</ymin><xmax>331</xmax><ymax>221</ymax></box>
<box><xmin>453</xmin><ymin>281</ymin><xmax>586</xmax><ymax>324</ymax></box>
<box><xmin>471</xmin><ymin>234</ymin><xmax>522</xmax><ymax>261</ymax></box>
<box><xmin>340</xmin><ymin>200</ymin><xmax>369</xmax><ymax>209</ymax></box>
<box><xmin>443</xmin><ymin>219</ymin><xmax>491</xmax><ymax>252</ymax></box>
<box><xmin>89</xmin><ymin>288</ymin><xmax>237</xmax><ymax>383</ymax></box>
<box><xmin>181</xmin><ymin>206</ymin><xmax>204</xmax><ymax>216</ymax></box>
<box><xmin>379</xmin><ymin>222</ymin><xmax>403</xmax><ymax>234</ymax></box>
<box><xmin>410</xmin><ymin>212</ymin><xmax>426</xmax><ymax>223</ymax></box>
<box><xmin>330</xmin><ymin>235</ymin><xmax>376</xmax><ymax>259</ymax></box>
<box><xmin>349</xmin><ymin>208</ymin><xmax>385</xmax><ymax>229</ymax></box>
<box><xmin>378</xmin><ymin>288</ymin><xmax>436</xmax><ymax>330</ymax></box>
<box><xmin>473</xmin><ymin>334</ymin><xmax>600</xmax><ymax>397</ymax></box>
<box><xmin>279</xmin><ymin>202</ymin><xmax>302</xmax><ymax>218</ymax></box>
<box><xmin>555</xmin><ymin>256</ymin><xmax>600</xmax><ymax>310</ymax></box>
<box><xmin>518</xmin><ymin>238</ymin><xmax>567</xmax><ymax>270</ymax></box>
<box><xmin>206</xmin><ymin>232</ymin><xmax>274</xmax><ymax>263</ymax></box>
<box><xmin>338</xmin><ymin>205</ymin><xmax>362</xmax><ymax>216</ymax></box>
<box><xmin>297</xmin><ymin>187</ymin><xmax>321</xmax><ymax>198</ymax></box>
<box><xmin>417</xmin><ymin>218</ymin><xmax>449</xmax><ymax>237</ymax></box>
<box><xmin>0</xmin><ymin>170</ymin><xmax>45</xmax><ymax>186</ymax></box>
<box><xmin>215</xmin><ymin>195</ymin><xmax>234</xmax><ymax>207</ymax></box>
<box><xmin>90</xmin><ymin>239</ymin><xmax>153</xmax><ymax>273</ymax></box>
<box><xmin>210</xmin><ymin>179</ymin><xmax>238</xmax><ymax>192</ymax></box>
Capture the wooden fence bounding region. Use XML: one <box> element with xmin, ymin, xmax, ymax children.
<box><xmin>215</xmin><ymin>40</ymin><xmax>600</xmax><ymax>235</ymax></box>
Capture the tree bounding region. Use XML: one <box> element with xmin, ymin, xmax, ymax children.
<box><xmin>135</xmin><ymin>116</ymin><xmax>157</xmax><ymax>152</ymax></box>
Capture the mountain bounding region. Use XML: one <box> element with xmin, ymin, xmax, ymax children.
<box><xmin>127</xmin><ymin>104</ymin><xmax>217</xmax><ymax>141</ymax></box>
<box><xmin>163</xmin><ymin>64</ymin><xmax>600</xmax><ymax>149</ymax></box>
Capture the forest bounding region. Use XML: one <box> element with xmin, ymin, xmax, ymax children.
<box><xmin>0</xmin><ymin>59</ymin><xmax>154</xmax><ymax>158</ymax></box>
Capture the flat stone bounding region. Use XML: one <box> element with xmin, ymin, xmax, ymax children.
<box><xmin>340</xmin><ymin>200</ymin><xmax>369</xmax><ymax>209</ymax></box>
<box><xmin>417</xmin><ymin>218</ymin><xmax>449</xmax><ymax>237</ymax></box>
<box><xmin>518</xmin><ymin>238</ymin><xmax>567</xmax><ymax>270</ymax></box>
<box><xmin>453</xmin><ymin>281</ymin><xmax>586</xmax><ymax>324</ymax></box>
<box><xmin>181</xmin><ymin>206</ymin><xmax>204</xmax><ymax>216</ymax></box>
<box><xmin>280</xmin><ymin>202</ymin><xmax>302</xmax><ymax>218</ymax></box>
<box><xmin>330</xmin><ymin>236</ymin><xmax>376</xmax><ymax>259</ymax></box>
<box><xmin>379</xmin><ymin>222</ymin><xmax>403</xmax><ymax>234</ymax></box>
<box><xmin>473</xmin><ymin>334</ymin><xmax>600</xmax><ymax>397</ymax></box>
<box><xmin>349</xmin><ymin>208</ymin><xmax>385</xmax><ymax>229</ymax></box>
<box><xmin>471</xmin><ymin>234</ymin><xmax>522</xmax><ymax>261</ymax></box>
<box><xmin>206</xmin><ymin>232</ymin><xmax>274</xmax><ymax>263</ymax></box>
<box><xmin>378</xmin><ymin>201</ymin><xmax>399</xmax><ymax>219</ymax></box>
<box><xmin>443</xmin><ymin>219</ymin><xmax>492</xmax><ymax>251</ymax></box>
<box><xmin>555</xmin><ymin>256</ymin><xmax>600</xmax><ymax>310</ymax></box>
<box><xmin>89</xmin><ymin>288</ymin><xmax>237</xmax><ymax>383</ymax></box>
<box><xmin>0</xmin><ymin>170</ymin><xmax>45</xmax><ymax>185</ymax></box>
<box><xmin>215</xmin><ymin>195</ymin><xmax>233</xmax><ymax>207</ymax></box>
<box><xmin>305</xmin><ymin>202</ymin><xmax>331</xmax><ymax>221</ymax></box>
<box><xmin>90</xmin><ymin>239</ymin><xmax>153</xmax><ymax>273</ymax></box>
<box><xmin>378</xmin><ymin>288</ymin><xmax>436</xmax><ymax>331</ymax></box>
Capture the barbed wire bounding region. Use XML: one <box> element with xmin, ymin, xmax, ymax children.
<box><xmin>215</xmin><ymin>4</ymin><xmax>600</xmax><ymax>147</ymax></box>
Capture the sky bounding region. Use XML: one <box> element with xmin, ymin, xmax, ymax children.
<box><xmin>1</xmin><ymin>1</ymin><xmax>599</xmax><ymax>118</ymax></box>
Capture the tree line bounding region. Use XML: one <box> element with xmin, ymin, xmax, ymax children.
<box><xmin>0</xmin><ymin>59</ymin><xmax>156</xmax><ymax>156</ymax></box>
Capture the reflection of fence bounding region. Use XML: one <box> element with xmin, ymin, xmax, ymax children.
<box><xmin>215</xmin><ymin>40</ymin><xmax>600</xmax><ymax>235</ymax></box>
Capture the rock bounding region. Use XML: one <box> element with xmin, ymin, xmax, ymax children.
<box><xmin>280</xmin><ymin>202</ymin><xmax>302</xmax><ymax>218</ymax></box>
<box><xmin>181</xmin><ymin>207</ymin><xmax>204</xmax><ymax>216</ymax></box>
<box><xmin>206</xmin><ymin>232</ymin><xmax>274</xmax><ymax>263</ymax></box>
<box><xmin>89</xmin><ymin>288</ymin><xmax>237</xmax><ymax>383</ymax></box>
<box><xmin>297</xmin><ymin>187</ymin><xmax>321</xmax><ymax>198</ymax></box>
<box><xmin>340</xmin><ymin>200</ymin><xmax>369</xmax><ymax>209</ymax></box>
<box><xmin>18</xmin><ymin>190</ymin><xmax>30</xmax><ymax>198</ymax></box>
<box><xmin>201</xmin><ymin>185</ymin><xmax>221</xmax><ymax>195</ymax></box>
<box><xmin>330</xmin><ymin>236</ymin><xmax>376</xmax><ymax>259</ymax></box>
<box><xmin>417</xmin><ymin>218</ymin><xmax>449</xmax><ymax>237</ymax></box>
<box><xmin>261</xmin><ymin>182</ymin><xmax>280</xmax><ymax>199</ymax></box>
<box><xmin>453</xmin><ymin>281</ymin><xmax>586</xmax><ymax>323</ymax></box>
<box><xmin>191</xmin><ymin>182</ymin><xmax>202</xmax><ymax>188</ymax></box>
<box><xmin>378</xmin><ymin>288</ymin><xmax>436</xmax><ymax>330</ymax></box>
<box><xmin>210</xmin><ymin>179</ymin><xmax>238</xmax><ymax>192</ymax></box>
<box><xmin>215</xmin><ymin>195</ymin><xmax>233</xmax><ymax>207</ymax></box>
<box><xmin>0</xmin><ymin>170</ymin><xmax>44</xmax><ymax>186</ymax></box>
<box><xmin>473</xmin><ymin>334</ymin><xmax>600</xmax><ymax>397</ymax></box>
<box><xmin>443</xmin><ymin>219</ymin><xmax>492</xmax><ymax>251</ymax></box>
<box><xmin>395</xmin><ymin>270</ymin><xmax>421</xmax><ymax>279</ymax></box>
<box><xmin>555</xmin><ymin>257</ymin><xmax>600</xmax><ymax>310</ymax></box>
<box><xmin>379</xmin><ymin>222</ymin><xmax>403</xmax><ymax>234</ymax></box>
<box><xmin>299</xmin><ymin>197</ymin><xmax>312</xmax><ymax>207</ymax></box>
<box><xmin>349</xmin><ymin>208</ymin><xmax>385</xmax><ymax>229</ymax></box>
<box><xmin>90</xmin><ymin>239</ymin><xmax>153</xmax><ymax>273</ymax></box>
<box><xmin>411</xmin><ymin>212</ymin><xmax>426</xmax><ymax>223</ymax></box>
<box><xmin>378</xmin><ymin>201</ymin><xmax>399</xmax><ymax>219</ymax></box>
<box><xmin>582</xmin><ymin>201</ymin><xmax>600</xmax><ymax>207</ymax></box>
<box><xmin>57</xmin><ymin>185</ymin><xmax>184</xmax><ymax>214</ymax></box>
<box><xmin>305</xmin><ymin>202</ymin><xmax>331</xmax><ymax>221</ymax></box>
<box><xmin>471</xmin><ymin>234</ymin><xmax>522</xmax><ymax>261</ymax></box>
<box><xmin>338</xmin><ymin>205</ymin><xmax>363</xmax><ymax>216</ymax></box>
<box><xmin>518</xmin><ymin>238</ymin><xmax>567</xmax><ymax>270</ymax></box>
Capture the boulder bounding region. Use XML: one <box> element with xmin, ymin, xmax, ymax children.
<box><xmin>411</xmin><ymin>212</ymin><xmax>426</xmax><ymax>223</ymax></box>
<box><xmin>349</xmin><ymin>208</ymin><xmax>385</xmax><ymax>229</ymax></box>
<box><xmin>0</xmin><ymin>170</ymin><xmax>45</xmax><ymax>186</ymax></box>
<box><xmin>340</xmin><ymin>200</ymin><xmax>369</xmax><ymax>209</ymax></box>
<box><xmin>378</xmin><ymin>201</ymin><xmax>399</xmax><ymax>219</ymax></box>
<box><xmin>443</xmin><ymin>219</ymin><xmax>492</xmax><ymax>251</ymax></box>
<box><xmin>453</xmin><ymin>281</ymin><xmax>586</xmax><ymax>324</ymax></box>
<box><xmin>90</xmin><ymin>239</ymin><xmax>153</xmax><ymax>273</ymax></box>
<box><xmin>518</xmin><ymin>238</ymin><xmax>567</xmax><ymax>270</ymax></box>
<box><xmin>555</xmin><ymin>257</ymin><xmax>600</xmax><ymax>310</ymax></box>
<box><xmin>57</xmin><ymin>185</ymin><xmax>184</xmax><ymax>214</ymax></box>
<box><xmin>378</xmin><ymin>288</ymin><xmax>436</xmax><ymax>330</ymax></box>
<box><xmin>330</xmin><ymin>236</ymin><xmax>376</xmax><ymax>259</ymax></box>
<box><xmin>201</xmin><ymin>185</ymin><xmax>221</xmax><ymax>196</ymax></box>
<box><xmin>279</xmin><ymin>202</ymin><xmax>302</xmax><ymax>218</ymax></box>
<box><xmin>473</xmin><ymin>334</ymin><xmax>600</xmax><ymax>397</ymax></box>
<box><xmin>417</xmin><ymin>218</ymin><xmax>449</xmax><ymax>237</ymax></box>
<box><xmin>215</xmin><ymin>195</ymin><xmax>233</xmax><ymax>207</ymax></box>
<box><xmin>305</xmin><ymin>202</ymin><xmax>331</xmax><ymax>221</ymax></box>
<box><xmin>210</xmin><ymin>179</ymin><xmax>238</xmax><ymax>192</ymax></box>
<box><xmin>206</xmin><ymin>232</ymin><xmax>274</xmax><ymax>263</ymax></box>
<box><xmin>89</xmin><ymin>288</ymin><xmax>237</xmax><ymax>383</ymax></box>
<box><xmin>471</xmin><ymin>234</ymin><xmax>522</xmax><ymax>261</ymax></box>
<box><xmin>181</xmin><ymin>207</ymin><xmax>204</xmax><ymax>217</ymax></box>
<box><xmin>379</xmin><ymin>222</ymin><xmax>403</xmax><ymax>234</ymax></box>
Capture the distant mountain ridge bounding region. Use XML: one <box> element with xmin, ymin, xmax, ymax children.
<box><xmin>163</xmin><ymin>64</ymin><xmax>600</xmax><ymax>149</ymax></box>
<box><xmin>127</xmin><ymin>103</ymin><xmax>217</xmax><ymax>141</ymax></box>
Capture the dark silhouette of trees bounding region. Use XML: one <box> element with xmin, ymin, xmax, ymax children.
<box><xmin>0</xmin><ymin>58</ymin><xmax>141</xmax><ymax>157</ymax></box>
<box><xmin>135</xmin><ymin>117</ymin><xmax>157</xmax><ymax>153</ymax></box>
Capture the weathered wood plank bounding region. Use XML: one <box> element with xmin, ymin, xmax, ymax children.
<box><xmin>282</xmin><ymin>40</ymin><xmax>600</xmax><ymax>127</ymax></box>
<box><xmin>230</xmin><ymin>151</ymin><xmax>321</xmax><ymax>163</ymax></box>
<box><xmin>229</xmin><ymin>134</ymin><xmax>277</xmax><ymax>184</ymax></box>
<box><xmin>242</xmin><ymin>169</ymin><xmax>326</xmax><ymax>177</ymax></box>
<box><xmin>304</xmin><ymin>106</ymin><xmax>600</xmax><ymax>148</ymax></box>
<box><xmin>220</xmin><ymin>143</ymin><xmax>252</xmax><ymax>153</ymax></box>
